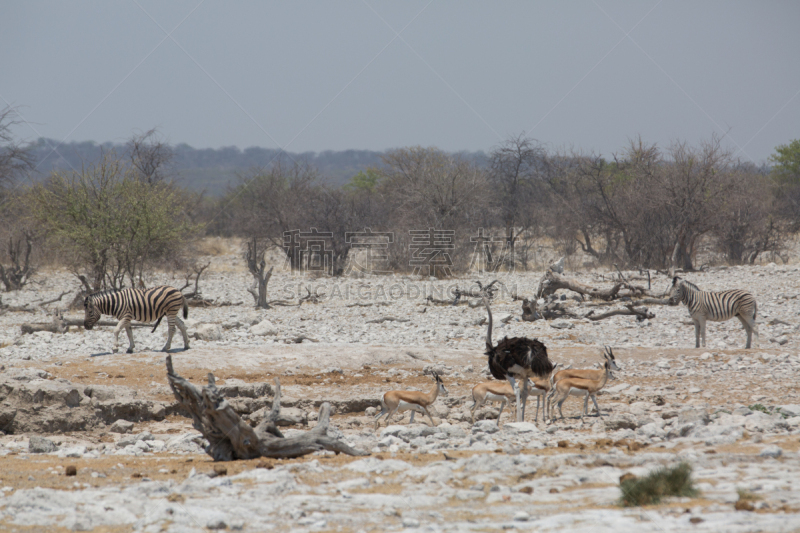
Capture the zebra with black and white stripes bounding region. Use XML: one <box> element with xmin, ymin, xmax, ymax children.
<box><xmin>668</xmin><ymin>276</ymin><xmax>758</xmax><ymax>349</ymax></box>
<box><xmin>84</xmin><ymin>285</ymin><xmax>190</xmax><ymax>353</ymax></box>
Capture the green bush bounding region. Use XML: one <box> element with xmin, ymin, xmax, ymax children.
<box><xmin>619</xmin><ymin>462</ymin><xmax>698</xmax><ymax>507</ymax></box>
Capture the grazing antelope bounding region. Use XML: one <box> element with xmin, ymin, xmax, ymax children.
<box><xmin>526</xmin><ymin>365</ymin><xmax>559</xmax><ymax>423</ymax></box>
<box><xmin>471</xmin><ymin>368</ymin><xmax>559</xmax><ymax>426</ymax></box>
<box><xmin>549</xmin><ymin>347</ymin><xmax>618</xmax><ymax>423</ymax></box>
<box><xmin>374</xmin><ymin>372</ymin><xmax>448</xmax><ymax>429</ymax></box>
<box><xmin>482</xmin><ymin>282</ymin><xmax>554</xmax><ymax>423</ymax></box>
<box><xmin>470</xmin><ymin>381</ymin><xmax>517</xmax><ymax>425</ymax></box>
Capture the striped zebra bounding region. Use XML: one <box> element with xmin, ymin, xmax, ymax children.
<box><xmin>84</xmin><ymin>285</ymin><xmax>190</xmax><ymax>353</ymax></box>
<box><xmin>668</xmin><ymin>277</ymin><xmax>758</xmax><ymax>349</ymax></box>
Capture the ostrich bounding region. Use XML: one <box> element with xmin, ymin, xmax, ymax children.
<box><xmin>481</xmin><ymin>281</ymin><xmax>554</xmax><ymax>423</ymax></box>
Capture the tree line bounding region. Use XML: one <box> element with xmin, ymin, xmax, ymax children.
<box><xmin>1</xmin><ymin>105</ymin><xmax>798</xmax><ymax>294</ymax></box>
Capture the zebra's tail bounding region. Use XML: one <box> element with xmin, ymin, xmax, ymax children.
<box><xmin>151</xmin><ymin>316</ymin><xmax>163</xmax><ymax>333</ymax></box>
<box><xmin>183</xmin><ymin>297</ymin><xmax>188</xmax><ymax>319</ymax></box>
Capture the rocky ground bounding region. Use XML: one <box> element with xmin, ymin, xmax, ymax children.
<box><xmin>1</xmin><ymin>242</ymin><xmax>799</xmax><ymax>532</ymax></box>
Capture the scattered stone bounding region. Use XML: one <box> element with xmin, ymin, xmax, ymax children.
<box><xmin>109</xmin><ymin>419</ymin><xmax>134</xmax><ymax>434</ymax></box>
<box><xmin>402</xmin><ymin>517</ymin><xmax>420</xmax><ymax>528</ymax></box>
<box><xmin>65</xmin><ymin>465</ymin><xmax>77</xmax><ymax>476</ymax></box>
<box><xmin>207</xmin><ymin>518</ymin><xmax>228</xmax><ymax>530</ymax></box>
<box><xmin>779</xmin><ymin>405</ymin><xmax>800</xmax><ymax>417</ymax></box>
<box><xmin>28</xmin><ymin>436</ymin><xmax>57</xmax><ymax>453</ymax></box>
<box><xmin>759</xmin><ymin>445</ymin><xmax>782</xmax><ymax>458</ymax></box>
<box><xmin>250</xmin><ymin>319</ymin><xmax>278</xmax><ymax>336</ymax></box>
<box><xmin>513</xmin><ymin>511</ymin><xmax>530</xmax><ymax>522</ymax></box>
<box><xmin>193</xmin><ymin>323</ymin><xmax>223</xmax><ymax>341</ymax></box>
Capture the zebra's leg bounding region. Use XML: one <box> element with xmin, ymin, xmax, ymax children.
<box><xmin>112</xmin><ymin>320</ymin><xmax>126</xmax><ymax>353</ymax></box>
<box><xmin>175</xmin><ymin>316</ymin><xmax>190</xmax><ymax>350</ymax></box>
<box><xmin>697</xmin><ymin>316</ymin><xmax>707</xmax><ymax>347</ymax></box>
<box><xmin>162</xmin><ymin>316</ymin><xmax>176</xmax><ymax>352</ymax></box>
<box><xmin>692</xmin><ymin>319</ymin><xmax>701</xmax><ymax>348</ymax></box>
<box><xmin>124</xmin><ymin>321</ymin><xmax>136</xmax><ymax>354</ymax></box>
<box><xmin>737</xmin><ymin>314</ymin><xmax>758</xmax><ymax>349</ymax></box>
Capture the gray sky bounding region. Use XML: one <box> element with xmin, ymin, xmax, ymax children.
<box><xmin>2</xmin><ymin>1</ymin><xmax>798</xmax><ymax>164</ymax></box>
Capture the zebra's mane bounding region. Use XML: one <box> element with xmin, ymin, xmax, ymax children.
<box><xmin>87</xmin><ymin>288</ymin><xmax>125</xmax><ymax>299</ymax></box>
<box><xmin>680</xmin><ymin>279</ymin><xmax>700</xmax><ymax>290</ymax></box>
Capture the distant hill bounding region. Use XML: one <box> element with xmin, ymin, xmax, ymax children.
<box><xmin>28</xmin><ymin>138</ymin><xmax>488</xmax><ymax>196</ymax></box>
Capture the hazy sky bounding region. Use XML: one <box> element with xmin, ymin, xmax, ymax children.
<box><xmin>2</xmin><ymin>1</ymin><xmax>798</xmax><ymax>163</ymax></box>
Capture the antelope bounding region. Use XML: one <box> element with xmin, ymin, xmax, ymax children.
<box><xmin>374</xmin><ymin>372</ymin><xmax>447</xmax><ymax>429</ymax></box>
<box><xmin>470</xmin><ymin>381</ymin><xmax>517</xmax><ymax>425</ymax></box>
<box><xmin>549</xmin><ymin>347</ymin><xmax>618</xmax><ymax>423</ymax></box>
<box><xmin>549</xmin><ymin>350</ymin><xmax>620</xmax><ymax>417</ymax></box>
<box><xmin>471</xmin><ymin>368</ymin><xmax>559</xmax><ymax>426</ymax></box>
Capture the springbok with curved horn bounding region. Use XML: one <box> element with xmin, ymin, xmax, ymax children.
<box><xmin>549</xmin><ymin>347</ymin><xmax>618</xmax><ymax>423</ymax></box>
<box><xmin>374</xmin><ymin>372</ymin><xmax>448</xmax><ymax>429</ymax></box>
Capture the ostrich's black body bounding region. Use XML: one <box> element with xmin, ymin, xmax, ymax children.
<box><xmin>486</xmin><ymin>336</ymin><xmax>553</xmax><ymax>381</ymax></box>
<box><xmin>481</xmin><ymin>292</ymin><xmax>554</xmax><ymax>422</ymax></box>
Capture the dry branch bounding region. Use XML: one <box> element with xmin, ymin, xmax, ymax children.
<box><xmin>583</xmin><ymin>304</ymin><xmax>655</xmax><ymax>322</ymax></box>
<box><xmin>366</xmin><ymin>317</ymin><xmax>410</xmax><ymax>324</ymax></box>
<box><xmin>165</xmin><ymin>355</ymin><xmax>368</xmax><ymax>461</ymax></box>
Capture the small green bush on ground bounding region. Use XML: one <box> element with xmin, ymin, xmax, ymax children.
<box><xmin>619</xmin><ymin>462</ymin><xmax>698</xmax><ymax>507</ymax></box>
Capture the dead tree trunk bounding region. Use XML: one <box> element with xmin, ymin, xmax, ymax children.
<box><xmin>538</xmin><ymin>269</ymin><xmax>624</xmax><ymax>301</ymax></box>
<box><xmin>0</xmin><ymin>233</ymin><xmax>35</xmax><ymax>291</ymax></box>
<box><xmin>583</xmin><ymin>304</ymin><xmax>655</xmax><ymax>322</ymax></box>
<box><xmin>246</xmin><ymin>239</ymin><xmax>274</xmax><ymax>309</ymax></box>
<box><xmin>165</xmin><ymin>355</ymin><xmax>369</xmax><ymax>461</ymax></box>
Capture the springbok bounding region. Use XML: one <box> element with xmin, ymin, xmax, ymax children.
<box><xmin>549</xmin><ymin>347</ymin><xmax>618</xmax><ymax>423</ymax></box>
<box><xmin>374</xmin><ymin>372</ymin><xmax>447</xmax><ymax>429</ymax></box>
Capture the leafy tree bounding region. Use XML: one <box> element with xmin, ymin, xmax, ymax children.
<box><xmin>770</xmin><ymin>139</ymin><xmax>800</xmax><ymax>183</ymax></box>
<box><xmin>29</xmin><ymin>152</ymin><xmax>196</xmax><ymax>291</ymax></box>
<box><xmin>343</xmin><ymin>168</ymin><xmax>382</xmax><ymax>193</ymax></box>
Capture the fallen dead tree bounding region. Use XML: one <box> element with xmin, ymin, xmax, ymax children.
<box><xmin>537</xmin><ymin>269</ymin><xmax>654</xmax><ymax>301</ymax></box>
<box><xmin>21</xmin><ymin>312</ymin><xmax>155</xmax><ymax>334</ymax></box>
<box><xmin>166</xmin><ymin>355</ymin><xmax>368</xmax><ymax>461</ymax></box>
<box><xmin>522</xmin><ymin>298</ymin><xmax>655</xmax><ymax>322</ymax></box>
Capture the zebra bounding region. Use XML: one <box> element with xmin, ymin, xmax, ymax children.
<box><xmin>84</xmin><ymin>285</ymin><xmax>190</xmax><ymax>353</ymax></box>
<box><xmin>668</xmin><ymin>276</ymin><xmax>758</xmax><ymax>349</ymax></box>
